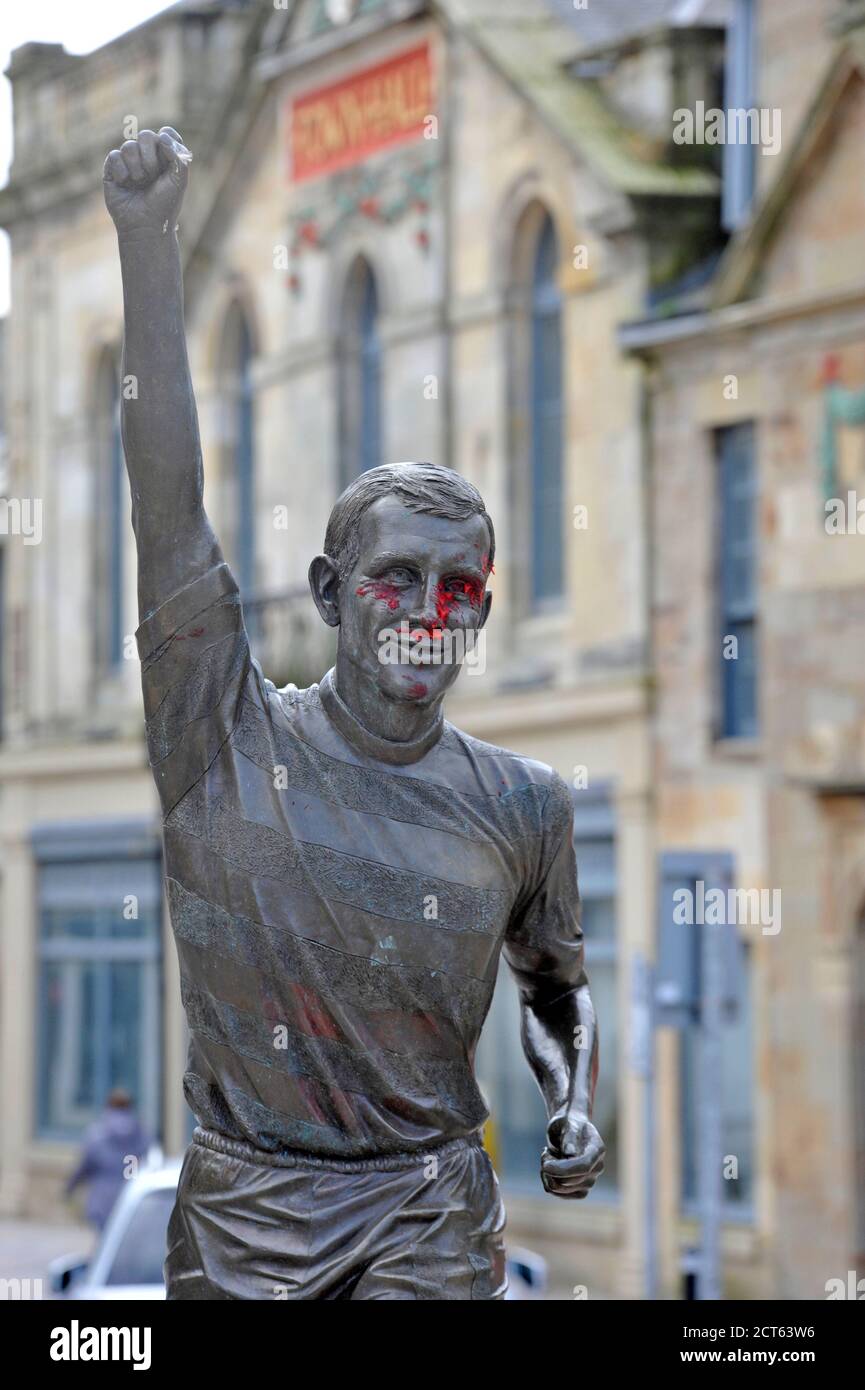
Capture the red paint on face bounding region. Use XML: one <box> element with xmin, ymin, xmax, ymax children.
<box><xmin>355</xmin><ymin>580</ymin><xmax>402</xmax><ymax>612</ymax></box>
<box><xmin>481</xmin><ymin>553</ymin><xmax>495</xmax><ymax>577</ymax></box>
<box><xmin>434</xmin><ymin>577</ymin><xmax>485</xmax><ymax>625</ymax></box>
<box><xmin>410</xmin><ymin>622</ymin><xmax>448</xmax><ymax>644</ymax></box>
<box><xmin>405</xmin><ymin>679</ymin><xmax>428</xmax><ymax>699</ymax></box>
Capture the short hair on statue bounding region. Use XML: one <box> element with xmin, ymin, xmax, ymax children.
<box><xmin>323</xmin><ymin>462</ymin><xmax>495</xmax><ymax>581</ymax></box>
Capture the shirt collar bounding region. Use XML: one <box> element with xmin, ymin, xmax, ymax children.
<box><xmin>318</xmin><ymin>669</ymin><xmax>444</xmax><ymax>766</ymax></box>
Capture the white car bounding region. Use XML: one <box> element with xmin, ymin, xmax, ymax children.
<box><xmin>51</xmin><ymin>1160</ymin><xmax>181</xmax><ymax>1300</ymax></box>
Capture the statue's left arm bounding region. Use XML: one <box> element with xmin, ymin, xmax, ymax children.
<box><xmin>502</xmin><ymin>774</ymin><xmax>605</xmax><ymax>1199</ymax></box>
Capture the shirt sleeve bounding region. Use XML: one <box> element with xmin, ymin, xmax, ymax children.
<box><xmin>135</xmin><ymin>561</ymin><xmax>263</xmax><ymax>818</ymax></box>
<box><xmin>503</xmin><ymin>772</ymin><xmax>586</xmax><ymax>992</ymax></box>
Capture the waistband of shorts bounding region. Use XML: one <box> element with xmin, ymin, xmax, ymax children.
<box><xmin>191</xmin><ymin>1125</ymin><xmax>485</xmax><ymax>1173</ymax></box>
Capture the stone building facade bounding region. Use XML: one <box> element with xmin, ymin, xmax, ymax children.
<box><xmin>623</xmin><ymin>0</ymin><xmax>865</xmax><ymax>1299</ymax></box>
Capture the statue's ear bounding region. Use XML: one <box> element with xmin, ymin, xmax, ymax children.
<box><xmin>309</xmin><ymin>554</ymin><xmax>341</xmax><ymax>628</ymax></box>
<box><xmin>479</xmin><ymin>589</ymin><xmax>493</xmax><ymax>629</ymax></box>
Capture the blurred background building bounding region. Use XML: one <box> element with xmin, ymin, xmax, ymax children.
<box><xmin>0</xmin><ymin>0</ymin><xmax>862</xmax><ymax>1299</ymax></box>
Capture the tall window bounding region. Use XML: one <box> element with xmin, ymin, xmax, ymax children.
<box><xmin>658</xmin><ymin>855</ymin><xmax>755</xmax><ymax>1215</ymax></box>
<box><xmin>35</xmin><ymin>826</ymin><xmax>163</xmax><ymax>1140</ymax></box>
<box><xmin>218</xmin><ymin>304</ymin><xmax>256</xmax><ymax>594</ymax></box>
<box><xmin>530</xmin><ymin>215</ymin><xmax>564</xmax><ymax>605</ymax></box>
<box><xmin>680</xmin><ymin>941</ymin><xmax>755</xmax><ymax>1212</ymax></box>
<box><xmin>338</xmin><ymin>257</ymin><xmax>381</xmax><ymax>486</ymax></box>
<box><xmin>717</xmin><ymin>422</ymin><xmax>758</xmax><ymax>738</ymax></box>
<box><xmin>93</xmin><ymin>351</ymin><xmax>125</xmax><ymax>673</ymax></box>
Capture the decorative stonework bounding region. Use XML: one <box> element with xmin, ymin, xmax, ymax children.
<box><xmin>285</xmin><ymin>156</ymin><xmax>437</xmax><ymax>295</ymax></box>
<box><xmin>819</xmin><ymin>353</ymin><xmax>865</xmax><ymax>501</ymax></box>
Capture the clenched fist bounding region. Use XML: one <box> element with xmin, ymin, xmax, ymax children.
<box><xmin>541</xmin><ymin>1110</ymin><xmax>605</xmax><ymax>1199</ymax></box>
<box><xmin>103</xmin><ymin>126</ymin><xmax>192</xmax><ymax>238</ymax></box>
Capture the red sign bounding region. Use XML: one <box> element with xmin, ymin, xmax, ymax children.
<box><xmin>290</xmin><ymin>42</ymin><xmax>434</xmax><ymax>183</ymax></box>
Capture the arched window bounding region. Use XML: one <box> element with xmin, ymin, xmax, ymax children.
<box><xmin>338</xmin><ymin>257</ymin><xmax>381</xmax><ymax>486</ymax></box>
<box><xmin>529</xmin><ymin>214</ymin><xmax>564</xmax><ymax>605</ymax></box>
<box><xmin>92</xmin><ymin>350</ymin><xmax>124</xmax><ymax>674</ymax></box>
<box><xmin>217</xmin><ymin>304</ymin><xmax>256</xmax><ymax>593</ymax></box>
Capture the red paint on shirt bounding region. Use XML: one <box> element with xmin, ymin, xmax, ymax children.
<box><xmin>290</xmin><ymin>982</ymin><xmax>343</xmax><ymax>1041</ymax></box>
<box><xmin>294</xmin><ymin>1074</ymin><xmax>331</xmax><ymax>1129</ymax></box>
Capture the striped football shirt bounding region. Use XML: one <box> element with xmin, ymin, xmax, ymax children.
<box><xmin>136</xmin><ymin>561</ymin><xmax>585</xmax><ymax>1158</ymax></box>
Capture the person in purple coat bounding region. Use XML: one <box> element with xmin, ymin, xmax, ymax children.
<box><xmin>65</xmin><ymin>1089</ymin><xmax>150</xmax><ymax>1231</ymax></box>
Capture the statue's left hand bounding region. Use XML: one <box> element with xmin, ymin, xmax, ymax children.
<box><xmin>541</xmin><ymin>1110</ymin><xmax>605</xmax><ymax>1199</ymax></box>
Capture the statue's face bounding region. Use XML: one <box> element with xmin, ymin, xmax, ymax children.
<box><xmin>337</xmin><ymin>495</ymin><xmax>492</xmax><ymax>705</ymax></box>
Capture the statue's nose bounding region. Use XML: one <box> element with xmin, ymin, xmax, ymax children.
<box><xmin>408</xmin><ymin>578</ymin><xmax>442</xmax><ymax>630</ymax></box>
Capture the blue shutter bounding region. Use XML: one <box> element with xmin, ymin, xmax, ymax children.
<box><xmin>657</xmin><ymin>851</ymin><xmax>754</xmax><ymax>1214</ymax></box>
<box><xmin>530</xmin><ymin>217</ymin><xmax>564</xmax><ymax>604</ymax></box>
<box><xmin>339</xmin><ymin>260</ymin><xmax>382</xmax><ymax>484</ymax></box>
<box><xmin>359</xmin><ymin>269</ymin><xmax>381</xmax><ymax>474</ymax></box>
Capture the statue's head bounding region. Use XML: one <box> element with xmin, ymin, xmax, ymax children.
<box><xmin>309</xmin><ymin>462</ymin><xmax>494</xmax><ymax>706</ymax></box>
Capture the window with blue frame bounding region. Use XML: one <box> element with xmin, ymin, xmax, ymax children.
<box><xmin>34</xmin><ymin>825</ymin><xmax>163</xmax><ymax>1142</ymax></box>
<box><xmin>681</xmin><ymin>937</ymin><xmax>754</xmax><ymax>1211</ymax></box>
<box><xmin>338</xmin><ymin>257</ymin><xmax>381</xmax><ymax>485</ymax></box>
<box><xmin>717</xmin><ymin>422</ymin><xmax>758</xmax><ymax>738</ymax></box>
<box><xmin>658</xmin><ymin>856</ymin><xmax>755</xmax><ymax>1215</ymax></box>
<box><xmin>530</xmin><ymin>215</ymin><xmax>564</xmax><ymax>607</ymax></box>
<box><xmin>476</xmin><ymin>784</ymin><xmax>618</xmax><ymax>1196</ymax></box>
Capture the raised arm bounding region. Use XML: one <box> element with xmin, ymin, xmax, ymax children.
<box><xmin>103</xmin><ymin>127</ymin><xmax>222</xmax><ymax>622</ymax></box>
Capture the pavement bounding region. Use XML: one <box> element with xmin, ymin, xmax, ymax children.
<box><xmin>0</xmin><ymin>1218</ymin><xmax>95</xmax><ymax>1298</ymax></box>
